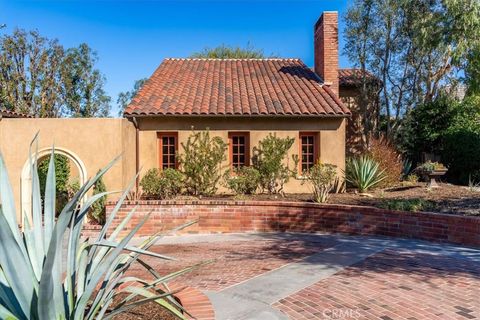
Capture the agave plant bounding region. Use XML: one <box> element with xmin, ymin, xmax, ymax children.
<box><xmin>345</xmin><ymin>156</ymin><xmax>387</xmax><ymax>193</ymax></box>
<box><xmin>0</xmin><ymin>136</ymin><xmax>205</xmax><ymax>319</ymax></box>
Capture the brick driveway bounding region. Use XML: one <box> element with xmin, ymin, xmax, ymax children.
<box><xmin>129</xmin><ymin>236</ymin><xmax>332</xmax><ymax>291</ymax></box>
<box><xmin>273</xmin><ymin>249</ymin><xmax>480</xmax><ymax>320</ymax></box>
<box><xmin>127</xmin><ymin>234</ymin><xmax>480</xmax><ymax>319</ymax></box>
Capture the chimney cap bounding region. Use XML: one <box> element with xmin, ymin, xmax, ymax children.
<box><xmin>314</xmin><ymin>11</ymin><xmax>338</xmax><ymax>31</ymax></box>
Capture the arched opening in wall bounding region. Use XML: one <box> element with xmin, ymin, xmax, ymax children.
<box><xmin>20</xmin><ymin>148</ymin><xmax>87</xmax><ymax>225</ymax></box>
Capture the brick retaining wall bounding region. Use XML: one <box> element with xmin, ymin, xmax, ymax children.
<box><xmin>105</xmin><ymin>200</ymin><xmax>480</xmax><ymax>247</ymax></box>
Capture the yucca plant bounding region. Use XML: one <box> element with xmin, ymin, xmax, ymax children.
<box><xmin>345</xmin><ymin>156</ymin><xmax>387</xmax><ymax>193</ymax></box>
<box><xmin>0</xmin><ymin>136</ymin><xmax>206</xmax><ymax>319</ymax></box>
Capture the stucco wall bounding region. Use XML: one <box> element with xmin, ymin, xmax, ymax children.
<box><xmin>136</xmin><ymin>116</ymin><xmax>346</xmax><ymax>193</ymax></box>
<box><xmin>0</xmin><ymin>115</ymin><xmax>347</xmax><ymax>220</ymax></box>
<box><xmin>0</xmin><ymin>118</ymin><xmax>136</xmax><ymax>220</ymax></box>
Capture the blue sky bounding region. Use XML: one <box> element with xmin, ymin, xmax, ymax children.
<box><xmin>0</xmin><ymin>0</ymin><xmax>352</xmax><ymax>116</ymax></box>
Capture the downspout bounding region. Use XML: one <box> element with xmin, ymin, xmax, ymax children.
<box><xmin>131</xmin><ymin>117</ymin><xmax>140</xmax><ymax>191</ymax></box>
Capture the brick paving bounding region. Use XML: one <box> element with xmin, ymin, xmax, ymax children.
<box><xmin>128</xmin><ymin>238</ymin><xmax>331</xmax><ymax>291</ymax></box>
<box><xmin>273</xmin><ymin>249</ymin><xmax>480</xmax><ymax>320</ymax></box>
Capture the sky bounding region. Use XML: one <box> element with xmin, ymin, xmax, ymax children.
<box><xmin>0</xmin><ymin>0</ymin><xmax>353</xmax><ymax>116</ymax></box>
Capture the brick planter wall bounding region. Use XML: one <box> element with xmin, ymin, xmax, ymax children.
<box><xmin>105</xmin><ymin>200</ymin><xmax>480</xmax><ymax>247</ymax></box>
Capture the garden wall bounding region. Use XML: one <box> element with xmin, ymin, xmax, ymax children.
<box><xmin>105</xmin><ymin>200</ymin><xmax>480</xmax><ymax>247</ymax></box>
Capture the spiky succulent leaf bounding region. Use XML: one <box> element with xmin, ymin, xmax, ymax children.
<box><xmin>0</xmin><ymin>136</ymin><xmax>202</xmax><ymax>319</ymax></box>
<box><xmin>345</xmin><ymin>156</ymin><xmax>387</xmax><ymax>193</ymax></box>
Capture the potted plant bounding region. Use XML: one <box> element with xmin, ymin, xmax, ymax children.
<box><xmin>416</xmin><ymin>161</ymin><xmax>448</xmax><ymax>188</ymax></box>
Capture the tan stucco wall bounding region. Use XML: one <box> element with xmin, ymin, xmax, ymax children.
<box><xmin>136</xmin><ymin>116</ymin><xmax>346</xmax><ymax>193</ymax></box>
<box><xmin>0</xmin><ymin>118</ymin><xmax>136</xmax><ymax>220</ymax></box>
<box><xmin>0</xmin><ymin>115</ymin><xmax>346</xmax><ymax>220</ymax></box>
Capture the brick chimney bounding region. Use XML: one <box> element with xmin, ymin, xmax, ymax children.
<box><xmin>314</xmin><ymin>12</ymin><xmax>339</xmax><ymax>95</ymax></box>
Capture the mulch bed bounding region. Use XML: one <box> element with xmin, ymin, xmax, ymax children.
<box><xmin>198</xmin><ymin>182</ymin><xmax>480</xmax><ymax>216</ymax></box>
<box><xmin>111</xmin><ymin>295</ymin><xmax>178</xmax><ymax>320</ymax></box>
<box><xmin>112</xmin><ymin>302</ymin><xmax>177</xmax><ymax>320</ymax></box>
<box><xmin>330</xmin><ymin>182</ymin><xmax>480</xmax><ymax>216</ymax></box>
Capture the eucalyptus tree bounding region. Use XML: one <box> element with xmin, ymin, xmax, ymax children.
<box><xmin>117</xmin><ymin>78</ymin><xmax>147</xmax><ymax>116</ymax></box>
<box><xmin>190</xmin><ymin>44</ymin><xmax>273</xmax><ymax>59</ymax></box>
<box><xmin>0</xmin><ymin>29</ymin><xmax>111</xmax><ymax>117</ymax></box>
<box><xmin>344</xmin><ymin>0</ymin><xmax>480</xmax><ymax>135</ymax></box>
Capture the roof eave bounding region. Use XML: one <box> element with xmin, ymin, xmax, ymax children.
<box><xmin>123</xmin><ymin>113</ymin><xmax>350</xmax><ymax>119</ymax></box>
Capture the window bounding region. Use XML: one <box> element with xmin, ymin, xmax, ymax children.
<box><xmin>229</xmin><ymin>132</ymin><xmax>250</xmax><ymax>169</ymax></box>
<box><xmin>158</xmin><ymin>132</ymin><xmax>178</xmax><ymax>169</ymax></box>
<box><xmin>299</xmin><ymin>132</ymin><xmax>318</xmax><ymax>172</ymax></box>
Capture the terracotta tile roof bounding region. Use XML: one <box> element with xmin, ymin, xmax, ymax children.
<box><xmin>339</xmin><ymin>68</ymin><xmax>380</xmax><ymax>87</ymax></box>
<box><xmin>0</xmin><ymin>108</ymin><xmax>32</xmax><ymax>118</ymax></box>
<box><xmin>124</xmin><ymin>59</ymin><xmax>350</xmax><ymax>117</ymax></box>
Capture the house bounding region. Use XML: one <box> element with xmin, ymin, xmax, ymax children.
<box><xmin>123</xmin><ymin>11</ymin><xmax>350</xmax><ymax>193</ymax></box>
<box><xmin>0</xmin><ymin>11</ymin><xmax>372</xmax><ymax>220</ymax></box>
<box><xmin>0</xmin><ymin>108</ymin><xmax>32</xmax><ymax>119</ymax></box>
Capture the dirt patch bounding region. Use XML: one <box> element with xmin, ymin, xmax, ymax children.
<box><xmin>330</xmin><ymin>183</ymin><xmax>480</xmax><ymax>216</ymax></box>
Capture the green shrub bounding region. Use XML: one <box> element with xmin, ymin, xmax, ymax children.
<box><xmin>179</xmin><ymin>130</ymin><xmax>227</xmax><ymax>196</ymax></box>
<box><xmin>303</xmin><ymin>162</ymin><xmax>337</xmax><ymax>203</ymax></box>
<box><xmin>441</xmin><ymin>95</ymin><xmax>480</xmax><ymax>184</ymax></box>
<box><xmin>38</xmin><ymin>154</ymin><xmax>71</xmax><ymax>216</ymax></box>
<box><xmin>89</xmin><ymin>172</ymin><xmax>107</xmax><ymax>225</ymax></box>
<box><xmin>140</xmin><ymin>168</ymin><xmax>184</xmax><ymax>199</ymax></box>
<box><xmin>397</xmin><ymin>94</ymin><xmax>457</xmax><ymax>161</ymax></box>
<box><xmin>0</xmin><ymin>137</ymin><xmax>200</xmax><ymax>319</ymax></box>
<box><xmin>345</xmin><ymin>156</ymin><xmax>387</xmax><ymax>193</ymax></box>
<box><xmin>66</xmin><ymin>178</ymin><xmax>80</xmax><ymax>198</ymax></box>
<box><xmin>223</xmin><ymin>166</ymin><xmax>260</xmax><ymax>195</ymax></box>
<box><xmin>38</xmin><ymin>153</ymin><xmax>70</xmax><ymax>195</ymax></box>
<box><xmin>252</xmin><ymin>133</ymin><xmax>298</xmax><ymax>194</ymax></box>
<box><xmin>379</xmin><ymin>198</ymin><xmax>435</xmax><ymax>212</ymax></box>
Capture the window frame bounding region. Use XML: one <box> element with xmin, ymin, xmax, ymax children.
<box><xmin>157</xmin><ymin>132</ymin><xmax>179</xmax><ymax>170</ymax></box>
<box><xmin>228</xmin><ymin>132</ymin><xmax>250</xmax><ymax>170</ymax></box>
<box><xmin>299</xmin><ymin>132</ymin><xmax>319</xmax><ymax>173</ymax></box>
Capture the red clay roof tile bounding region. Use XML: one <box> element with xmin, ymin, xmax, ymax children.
<box><xmin>339</xmin><ymin>68</ymin><xmax>380</xmax><ymax>87</ymax></box>
<box><xmin>0</xmin><ymin>108</ymin><xmax>32</xmax><ymax>118</ymax></box>
<box><xmin>124</xmin><ymin>58</ymin><xmax>351</xmax><ymax>117</ymax></box>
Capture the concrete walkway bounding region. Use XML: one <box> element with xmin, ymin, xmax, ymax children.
<box><xmin>205</xmin><ymin>235</ymin><xmax>390</xmax><ymax>320</ymax></box>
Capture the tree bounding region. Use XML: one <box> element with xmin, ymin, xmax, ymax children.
<box><xmin>61</xmin><ymin>44</ymin><xmax>111</xmax><ymax>117</ymax></box>
<box><xmin>0</xmin><ymin>29</ymin><xmax>111</xmax><ymax>117</ymax></box>
<box><xmin>441</xmin><ymin>95</ymin><xmax>480</xmax><ymax>184</ymax></box>
<box><xmin>190</xmin><ymin>44</ymin><xmax>274</xmax><ymax>59</ymax></box>
<box><xmin>0</xmin><ymin>29</ymin><xmax>65</xmax><ymax>116</ymax></box>
<box><xmin>117</xmin><ymin>78</ymin><xmax>147</xmax><ymax>116</ymax></box>
<box><xmin>397</xmin><ymin>94</ymin><xmax>457</xmax><ymax>162</ymax></box>
<box><xmin>344</xmin><ymin>0</ymin><xmax>480</xmax><ymax>136</ymax></box>
<box><xmin>465</xmin><ymin>45</ymin><xmax>480</xmax><ymax>95</ymax></box>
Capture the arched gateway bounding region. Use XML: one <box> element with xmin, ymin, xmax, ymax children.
<box><xmin>20</xmin><ymin>147</ymin><xmax>87</xmax><ymax>224</ymax></box>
